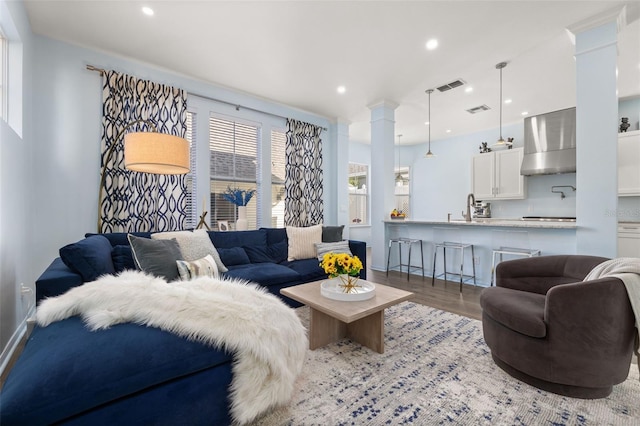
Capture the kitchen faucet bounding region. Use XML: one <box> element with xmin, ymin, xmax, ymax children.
<box><xmin>463</xmin><ymin>193</ymin><xmax>475</xmax><ymax>222</ymax></box>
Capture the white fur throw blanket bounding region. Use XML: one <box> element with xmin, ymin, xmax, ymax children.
<box><xmin>585</xmin><ymin>257</ymin><xmax>640</xmax><ymax>379</ymax></box>
<box><xmin>36</xmin><ymin>271</ymin><xmax>308</xmax><ymax>425</ymax></box>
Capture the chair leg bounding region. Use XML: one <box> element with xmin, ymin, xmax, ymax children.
<box><xmin>458</xmin><ymin>247</ymin><xmax>463</xmax><ymax>293</ymax></box>
<box><xmin>420</xmin><ymin>241</ymin><xmax>425</xmax><ymax>278</ymax></box>
<box><xmin>471</xmin><ymin>244</ymin><xmax>477</xmax><ymax>286</ymax></box>
<box><xmin>398</xmin><ymin>243</ymin><xmax>403</xmax><ymax>278</ymax></box>
<box><xmin>432</xmin><ymin>246</ymin><xmax>437</xmax><ymax>287</ymax></box>
<box><xmin>386</xmin><ymin>240</ymin><xmax>392</xmax><ymax>276</ymax></box>
<box><xmin>407</xmin><ymin>243</ymin><xmax>412</xmax><ymax>281</ymax></box>
<box><xmin>491</xmin><ymin>250</ymin><xmax>497</xmax><ymax>286</ymax></box>
<box><xmin>443</xmin><ymin>247</ymin><xmax>448</xmax><ymax>286</ymax></box>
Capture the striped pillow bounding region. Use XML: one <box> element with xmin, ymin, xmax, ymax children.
<box><xmin>315</xmin><ymin>241</ymin><xmax>352</xmax><ymax>260</ymax></box>
<box><xmin>176</xmin><ymin>254</ymin><xmax>219</xmax><ymax>281</ymax></box>
<box><xmin>286</xmin><ymin>224</ymin><xmax>323</xmax><ymax>261</ymax></box>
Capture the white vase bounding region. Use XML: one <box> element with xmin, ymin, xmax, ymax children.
<box><xmin>236</xmin><ymin>205</ymin><xmax>248</xmax><ymax>231</ymax></box>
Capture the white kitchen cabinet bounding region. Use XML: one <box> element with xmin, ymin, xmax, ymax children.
<box><xmin>618</xmin><ymin>223</ymin><xmax>640</xmax><ymax>257</ymax></box>
<box><xmin>618</xmin><ymin>130</ymin><xmax>640</xmax><ymax>196</ymax></box>
<box><xmin>471</xmin><ymin>148</ymin><xmax>526</xmax><ymax>200</ymax></box>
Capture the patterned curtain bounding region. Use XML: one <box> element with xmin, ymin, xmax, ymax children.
<box><xmin>284</xmin><ymin>119</ymin><xmax>324</xmax><ymax>226</ymax></box>
<box><xmin>99</xmin><ymin>70</ymin><xmax>188</xmax><ymax>233</ymax></box>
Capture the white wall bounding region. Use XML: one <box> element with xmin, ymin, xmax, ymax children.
<box><xmin>0</xmin><ymin>0</ymin><xmax>34</xmax><ymax>371</ymax></box>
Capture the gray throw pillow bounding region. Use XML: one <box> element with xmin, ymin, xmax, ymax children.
<box><xmin>151</xmin><ymin>229</ymin><xmax>228</xmax><ymax>273</ymax></box>
<box><xmin>322</xmin><ymin>225</ymin><xmax>345</xmax><ymax>242</ymax></box>
<box><xmin>315</xmin><ymin>240</ymin><xmax>353</xmax><ymax>261</ymax></box>
<box><xmin>128</xmin><ymin>234</ymin><xmax>182</xmax><ymax>281</ymax></box>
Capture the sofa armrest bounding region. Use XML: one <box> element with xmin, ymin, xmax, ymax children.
<box><xmin>349</xmin><ymin>240</ymin><xmax>367</xmax><ymax>279</ymax></box>
<box><xmin>36</xmin><ymin>258</ymin><xmax>83</xmax><ymax>303</ymax></box>
<box><xmin>496</xmin><ymin>255</ymin><xmax>608</xmax><ymax>295</ymax></box>
<box><xmin>544</xmin><ymin>278</ymin><xmax>635</xmax><ymax>355</ymax></box>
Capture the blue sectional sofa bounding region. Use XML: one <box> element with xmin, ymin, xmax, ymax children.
<box><xmin>0</xmin><ymin>227</ymin><xmax>366</xmax><ymax>425</ymax></box>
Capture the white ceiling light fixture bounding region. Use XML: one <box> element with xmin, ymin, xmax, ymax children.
<box><xmin>465</xmin><ymin>87</ymin><xmax>474</xmax><ymax>93</ymax></box>
<box><xmin>425</xmin><ymin>89</ymin><xmax>435</xmax><ymax>159</ymax></box>
<box><xmin>426</xmin><ymin>39</ymin><xmax>438</xmax><ymax>50</ymax></box>
<box><xmin>494</xmin><ymin>61</ymin><xmax>513</xmax><ymax>147</ymax></box>
<box><xmin>521</xmin><ymin>111</ymin><xmax>529</xmax><ymax>116</ymax></box>
<box><xmin>504</xmin><ymin>99</ymin><xmax>512</xmax><ymax>104</ymax></box>
<box><xmin>337</xmin><ymin>85</ymin><xmax>346</xmax><ymax>94</ymax></box>
<box><xmin>142</xmin><ymin>6</ymin><xmax>154</xmax><ymax>16</ymax></box>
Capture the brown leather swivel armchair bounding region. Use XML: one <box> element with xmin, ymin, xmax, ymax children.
<box><xmin>480</xmin><ymin>255</ymin><xmax>636</xmax><ymax>399</ymax></box>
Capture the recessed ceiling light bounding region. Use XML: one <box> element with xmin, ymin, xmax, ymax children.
<box><xmin>521</xmin><ymin>111</ymin><xmax>529</xmax><ymax>116</ymax></box>
<box><xmin>142</xmin><ymin>6</ymin><xmax>154</xmax><ymax>16</ymax></box>
<box><xmin>425</xmin><ymin>121</ymin><xmax>430</xmax><ymax>126</ymax></box>
<box><xmin>446</xmin><ymin>129</ymin><xmax>451</xmax><ymax>133</ymax></box>
<box><xmin>504</xmin><ymin>99</ymin><xmax>512</xmax><ymax>104</ymax></box>
<box><xmin>465</xmin><ymin>87</ymin><xmax>473</xmax><ymax>93</ymax></box>
<box><xmin>337</xmin><ymin>86</ymin><xmax>346</xmax><ymax>94</ymax></box>
<box><xmin>426</xmin><ymin>39</ymin><xmax>438</xmax><ymax>50</ymax></box>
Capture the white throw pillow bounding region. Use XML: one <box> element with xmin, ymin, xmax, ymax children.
<box><xmin>286</xmin><ymin>224</ymin><xmax>323</xmax><ymax>261</ymax></box>
<box><xmin>151</xmin><ymin>229</ymin><xmax>228</xmax><ymax>272</ymax></box>
<box><xmin>176</xmin><ymin>254</ymin><xmax>219</xmax><ymax>280</ymax></box>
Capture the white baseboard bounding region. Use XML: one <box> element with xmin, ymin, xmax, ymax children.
<box><xmin>0</xmin><ymin>306</ymin><xmax>35</xmax><ymax>378</ymax></box>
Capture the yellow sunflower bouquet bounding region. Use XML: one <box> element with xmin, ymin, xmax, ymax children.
<box><xmin>320</xmin><ymin>252</ymin><xmax>363</xmax><ymax>278</ymax></box>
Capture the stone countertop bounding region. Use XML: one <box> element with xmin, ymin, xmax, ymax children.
<box><xmin>384</xmin><ymin>218</ymin><xmax>577</xmax><ymax>229</ymax></box>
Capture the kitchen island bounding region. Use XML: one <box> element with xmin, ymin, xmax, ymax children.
<box><xmin>383</xmin><ymin>218</ymin><xmax>577</xmax><ymax>287</ymax></box>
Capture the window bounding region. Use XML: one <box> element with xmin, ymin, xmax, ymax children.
<box><xmin>185</xmin><ymin>111</ymin><xmax>197</xmax><ymax>228</ymax></box>
<box><xmin>209</xmin><ymin>115</ymin><xmax>260</xmax><ymax>230</ymax></box>
<box><xmin>0</xmin><ymin>30</ymin><xmax>6</xmax><ymax>120</ymax></box>
<box><xmin>348</xmin><ymin>163</ymin><xmax>369</xmax><ymax>225</ymax></box>
<box><xmin>271</xmin><ymin>129</ymin><xmax>286</xmax><ymax>227</ymax></box>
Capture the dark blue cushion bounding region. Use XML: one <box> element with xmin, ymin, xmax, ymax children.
<box><xmin>112</xmin><ymin>245</ymin><xmax>135</xmax><ymax>273</ymax></box>
<box><xmin>35</xmin><ymin>258</ymin><xmax>83</xmax><ymax>302</ymax></box>
<box><xmin>209</xmin><ymin>229</ymin><xmax>267</xmax><ymax>249</ymax></box>
<box><xmin>260</xmin><ymin>227</ymin><xmax>287</xmax><ymax>245</ymax></box>
<box><xmin>85</xmin><ymin>232</ymin><xmax>153</xmax><ymax>247</ymax></box>
<box><xmin>281</xmin><ymin>258</ymin><xmax>326</xmax><ymax>282</ymax></box>
<box><xmin>224</xmin><ymin>263</ymin><xmax>300</xmax><ymax>286</ymax></box>
<box><xmin>269</xmin><ymin>241</ymin><xmax>288</xmax><ymax>264</ymax></box>
<box><xmin>243</xmin><ymin>246</ymin><xmax>272</xmax><ymax>263</ymax></box>
<box><xmin>59</xmin><ymin>235</ymin><xmax>116</xmax><ymax>282</ymax></box>
<box><xmin>217</xmin><ymin>247</ymin><xmax>250</xmax><ymax>266</ymax></box>
<box><xmin>0</xmin><ymin>317</ymin><xmax>232</xmax><ymax>425</ymax></box>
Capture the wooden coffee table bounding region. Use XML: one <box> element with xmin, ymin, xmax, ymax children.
<box><xmin>281</xmin><ymin>280</ymin><xmax>413</xmax><ymax>353</ymax></box>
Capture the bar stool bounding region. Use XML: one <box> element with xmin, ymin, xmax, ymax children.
<box><xmin>491</xmin><ymin>230</ymin><xmax>540</xmax><ymax>286</ymax></box>
<box><xmin>432</xmin><ymin>227</ymin><xmax>476</xmax><ymax>292</ymax></box>
<box><xmin>386</xmin><ymin>237</ymin><xmax>425</xmax><ymax>280</ymax></box>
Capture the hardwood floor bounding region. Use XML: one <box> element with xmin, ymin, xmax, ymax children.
<box><xmin>366</xmin><ymin>250</ymin><xmax>484</xmax><ymax>321</ymax></box>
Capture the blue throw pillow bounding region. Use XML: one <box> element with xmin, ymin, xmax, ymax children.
<box><xmin>217</xmin><ymin>247</ymin><xmax>250</xmax><ymax>266</ymax></box>
<box><xmin>267</xmin><ymin>241</ymin><xmax>288</xmax><ymax>264</ymax></box>
<box><xmin>59</xmin><ymin>235</ymin><xmax>116</xmax><ymax>282</ymax></box>
<box><xmin>112</xmin><ymin>245</ymin><xmax>135</xmax><ymax>273</ymax></box>
<box><xmin>243</xmin><ymin>246</ymin><xmax>273</xmax><ymax>264</ymax></box>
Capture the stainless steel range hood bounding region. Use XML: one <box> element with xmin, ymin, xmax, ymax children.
<box><xmin>520</xmin><ymin>107</ymin><xmax>576</xmax><ymax>176</ymax></box>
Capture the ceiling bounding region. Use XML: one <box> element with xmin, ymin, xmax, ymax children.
<box><xmin>23</xmin><ymin>0</ymin><xmax>640</xmax><ymax>145</ymax></box>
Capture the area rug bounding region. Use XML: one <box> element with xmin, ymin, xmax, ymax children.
<box><xmin>251</xmin><ymin>302</ymin><xmax>640</xmax><ymax>425</ymax></box>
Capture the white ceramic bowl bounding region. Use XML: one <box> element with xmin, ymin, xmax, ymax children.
<box><xmin>320</xmin><ymin>279</ymin><xmax>376</xmax><ymax>301</ymax></box>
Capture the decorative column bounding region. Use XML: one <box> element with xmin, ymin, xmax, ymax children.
<box><xmin>369</xmin><ymin>100</ymin><xmax>398</xmax><ymax>271</ymax></box>
<box><xmin>568</xmin><ymin>6</ymin><xmax>627</xmax><ymax>257</ymax></box>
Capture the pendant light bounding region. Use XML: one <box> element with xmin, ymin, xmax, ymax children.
<box><xmin>425</xmin><ymin>89</ymin><xmax>435</xmax><ymax>158</ymax></box>
<box><xmin>494</xmin><ymin>61</ymin><xmax>512</xmax><ymax>147</ymax></box>
<box><xmin>395</xmin><ymin>134</ymin><xmax>404</xmax><ymax>186</ymax></box>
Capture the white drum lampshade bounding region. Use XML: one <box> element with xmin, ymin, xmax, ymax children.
<box><xmin>124</xmin><ymin>132</ymin><xmax>190</xmax><ymax>174</ymax></box>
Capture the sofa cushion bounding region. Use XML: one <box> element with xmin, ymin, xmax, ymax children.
<box><xmin>128</xmin><ymin>235</ymin><xmax>182</xmax><ymax>281</ymax></box>
<box><xmin>85</xmin><ymin>232</ymin><xmax>153</xmax><ymax>246</ymax></box>
<box><xmin>261</xmin><ymin>227</ymin><xmax>287</xmax><ymax>245</ymax></box>
<box><xmin>286</xmin><ymin>224</ymin><xmax>322</xmax><ymax>261</ymax></box>
<box><xmin>282</xmin><ymin>258</ymin><xmax>327</xmax><ymax>283</ymax></box>
<box><xmin>242</xmin><ymin>246</ymin><xmax>273</xmax><ymax>264</ymax></box>
<box><xmin>112</xmin><ymin>245</ymin><xmax>135</xmax><ymax>273</ymax></box>
<box><xmin>223</xmin><ymin>263</ymin><xmax>300</xmax><ymax>286</ymax></box>
<box><xmin>0</xmin><ymin>317</ymin><xmax>232</xmax><ymax>425</ymax></box>
<box><xmin>151</xmin><ymin>229</ymin><xmax>227</xmax><ymax>273</ymax></box>
<box><xmin>322</xmin><ymin>225</ymin><xmax>345</xmax><ymax>242</ymax></box>
<box><xmin>209</xmin><ymin>229</ymin><xmax>267</xmax><ymax>249</ymax></box>
<box><xmin>217</xmin><ymin>247</ymin><xmax>250</xmax><ymax>266</ymax></box>
<box><xmin>269</xmin><ymin>241</ymin><xmax>288</xmax><ymax>264</ymax></box>
<box><xmin>480</xmin><ymin>287</ymin><xmax>547</xmax><ymax>338</ymax></box>
<box><xmin>176</xmin><ymin>255</ymin><xmax>219</xmax><ymax>280</ymax></box>
<box><xmin>59</xmin><ymin>235</ymin><xmax>116</xmax><ymax>282</ymax></box>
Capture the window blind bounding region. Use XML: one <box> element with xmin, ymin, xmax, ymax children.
<box><xmin>185</xmin><ymin>111</ymin><xmax>197</xmax><ymax>228</ymax></box>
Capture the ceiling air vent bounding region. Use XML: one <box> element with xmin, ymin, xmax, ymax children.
<box><xmin>466</xmin><ymin>104</ymin><xmax>491</xmax><ymax>114</ymax></box>
<box><xmin>436</xmin><ymin>79</ymin><xmax>465</xmax><ymax>92</ymax></box>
